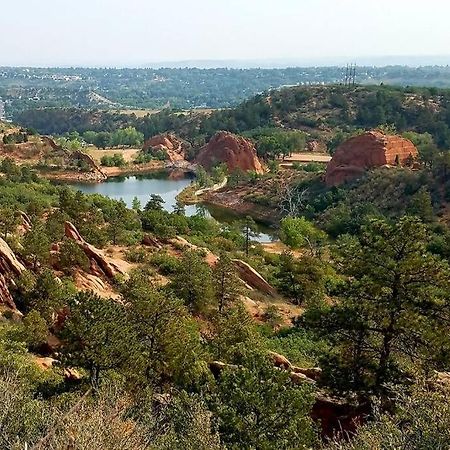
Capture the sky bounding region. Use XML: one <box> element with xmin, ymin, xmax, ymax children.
<box><xmin>1</xmin><ymin>0</ymin><xmax>450</xmax><ymax>67</ymax></box>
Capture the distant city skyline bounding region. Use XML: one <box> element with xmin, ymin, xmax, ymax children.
<box><xmin>1</xmin><ymin>0</ymin><xmax>450</xmax><ymax>67</ymax></box>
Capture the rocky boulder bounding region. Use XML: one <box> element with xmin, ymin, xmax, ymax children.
<box><xmin>196</xmin><ymin>131</ymin><xmax>264</xmax><ymax>174</ymax></box>
<box><xmin>325</xmin><ymin>131</ymin><xmax>418</xmax><ymax>186</ymax></box>
<box><xmin>232</xmin><ymin>259</ymin><xmax>276</xmax><ymax>297</ymax></box>
<box><xmin>64</xmin><ymin>222</ymin><xmax>124</xmax><ymax>279</ymax></box>
<box><xmin>71</xmin><ymin>150</ymin><xmax>107</xmax><ymax>181</ymax></box>
<box><xmin>0</xmin><ymin>237</ymin><xmax>26</xmax><ymax>311</ymax></box>
<box><xmin>143</xmin><ymin>133</ymin><xmax>187</xmax><ymax>163</ymax></box>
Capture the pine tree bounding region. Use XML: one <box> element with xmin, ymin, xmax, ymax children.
<box><xmin>22</xmin><ymin>225</ymin><xmax>50</xmax><ymax>270</ymax></box>
<box><xmin>303</xmin><ymin>217</ymin><xmax>450</xmax><ymax>395</ymax></box>
<box><xmin>171</xmin><ymin>250</ymin><xmax>214</xmax><ymax>314</ymax></box>
<box><xmin>213</xmin><ymin>252</ymin><xmax>241</xmax><ymax>312</ymax></box>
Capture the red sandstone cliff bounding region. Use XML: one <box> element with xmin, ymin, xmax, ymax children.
<box><xmin>142</xmin><ymin>134</ymin><xmax>186</xmax><ymax>163</ymax></box>
<box><xmin>325</xmin><ymin>131</ymin><xmax>418</xmax><ymax>186</ymax></box>
<box><xmin>195</xmin><ymin>131</ymin><xmax>264</xmax><ymax>174</ymax></box>
<box><xmin>64</xmin><ymin>222</ymin><xmax>124</xmax><ymax>279</ymax></box>
<box><xmin>0</xmin><ymin>237</ymin><xmax>26</xmax><ymax>311</ymax></box>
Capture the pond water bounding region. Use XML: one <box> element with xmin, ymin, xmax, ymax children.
<box><xmin>68</xmin><ymin>172</ymin><xmax>276</xmax><ymax>243</ymax></box>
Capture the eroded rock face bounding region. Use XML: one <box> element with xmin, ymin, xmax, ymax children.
<box><xmin>196</xmin><ymin>131</ymin><xmax>264</xmax><ymax>174</ymax></box>
<box><xmin>0</xmin><ymin>237</ymin><xmax>26</xmax><ymax>310</ymax></box>
<box><xmin>143</xmin><ymin>134</ymin><xmax>187</xmax><ymax>163</ymax></box>
<box><xmin>71</xmin><ymin>150</ymin><xmax>107</xmax><ymax>181</ymax></box>
<box><xmin>232</xmin><ymin>259</ymin><xmax>276</xmax><ymax>297</ymax></box>
<box><xmin>325</xmin><ymin>131</ymin><xmax>418</xmax><ymax>186</ymax></box>
<box><xmin>41</xmin><ymin>136</ymin><xmax>64</xmax><ymax>152</ymax></box>
<box><xmin>64</xmin><ymin>222</ymin><xmax>124</xmax><ymax>279</ymax></box>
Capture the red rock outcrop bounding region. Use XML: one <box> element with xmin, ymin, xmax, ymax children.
<box><xmin>196</xmin><ymin>131</ymin><xmax>264</xmax><ymax>174</ymax></box>
<box><xmin>143</xmin><ymin>134</ymin><xmax>186</xmax><ymax>163</ymax></box>
<box><xmin>232</xmin><ymin>259</ymin><xmax>276</xmax><ymax>297</ymax></box>
<box><xmin>41</xmin><ymin>136</ymin><xmax>65</xmax><ymax>152</ymax></box>
<box><xmin>0</xmin><ymin>237</ymin><xmax>26</xmax><ymax>311</ymax></box>
<box><xmin>71</xmin><ymin>150</ymin><xmax>107</xmax><ymax>181</ymax></box>
<box><xmin>325</xmin><ymin>131</ymin><xmax>418</xmax><ymax>186</ymax></box>
<box><xmin>64</xmin><ymin>222</ymin><xmax>124</xmax><ymax>279</ymax></box>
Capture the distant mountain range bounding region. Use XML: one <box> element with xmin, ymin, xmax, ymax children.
<box><xmin>1</xmin><ymin>55</ymin><xmax>450</xmax><ymax>70</ymax></box>
<box><xmin>139</xmin><ymin>55</ymin><xmax>450</xmax><ymax>69</ymax></box>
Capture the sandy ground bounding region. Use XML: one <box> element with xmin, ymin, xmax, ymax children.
<box><xmin>279</xmin><ymin>152</ymin><xmax>331</xmax><ymax>165</ymax></box>
<box><xmin>104</xmin><ymin>245</ymin><xmax>137</xmax><ymax>273</ymax></box>
<box><xmin>243</xmin><ymin>295</ymin><xmax>303</xmax><ymax>327</ymax></box>
<box><xmin>260</xmin><ymin>241</ymin><xmax>303</xmax><ymax>257</ymax></box>
<box><xmin>85</xmin><ymin>147</ymin><xmax>141</xmax><ymax>163</ymax></box>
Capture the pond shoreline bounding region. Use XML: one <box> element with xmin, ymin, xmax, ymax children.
<box><xmin>41</xmin><ymin>161</ymin><xmax>196</xmax><ymax>184</ymax></box>
<box><xmin>65</xmin><ymin>172</ymin><xmax>278</xmax><ymax>243</ymax></box>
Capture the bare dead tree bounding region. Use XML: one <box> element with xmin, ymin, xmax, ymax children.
<box><xmin>277</xmin><ymin>180</ymin><xmax>309</xmax><ymax>217</ymax></box>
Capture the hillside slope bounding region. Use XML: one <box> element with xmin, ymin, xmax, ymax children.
<box><xmin>15</xmin><ymin>85</ymin><xmax>450</xmax><ymax>153</ymax></box>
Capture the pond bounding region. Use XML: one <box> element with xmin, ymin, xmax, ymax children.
<box><xmin>68</xmin><ymin>172</ymin><xmax>277</xmax><ymax>243</ymax></box>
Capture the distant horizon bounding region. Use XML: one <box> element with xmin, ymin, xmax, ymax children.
<box><xmin>2</xmin><ymin>54</ymin><xmax>450</xmax><ymax>70</ymax></box>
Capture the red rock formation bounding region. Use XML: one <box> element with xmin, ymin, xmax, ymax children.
<box><xmin>312</xmin><ymin>394</ymin><xmax>369</xmax><ymax>439</ymax></box>
<box><xmin>64</xmin><ymin>222</ymin><xmax>124</xmax><ymax>279</ymax></box>
<box><xmin>196</xmin><ymin>131</ymin><xmax>264</xmax><ymax>174</ymax></box>
<box><xmin>0</xmin><ymin>237</ymin><xmax>26</xmax><ymax>311</ymax></box>
<box><xmin>232</xmin><ymin>259</ymin><xmax>276</xmax><ymax>297</ymax></box>
<box><xmin>142</xmin><ymin>234</ymin><xmax>163</xmax><ymax>249</ymax></box>
<box><xmin>325</xmin><ymin>131</ymin><xmax>418</xmax><ymax>186</ymax></box>
<box><xmin>143</xmin><ymin>134</ymin><xmax>186</xmax><ymax>163</ymax></box>
<box><xmin>41</xmin><ymin>136</ymin><xmax>65</xmax><ymax>152</ymax></box>
<box><xmin>71</xmin><ymin>150</ymin><xmax>107</xmax><ymax>181</ymax></box>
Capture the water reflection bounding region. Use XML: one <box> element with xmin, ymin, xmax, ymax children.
<box><xmin>68</xmin><ymin>172</ymin><xmax>276</xmax><ymax>243</ymax></box>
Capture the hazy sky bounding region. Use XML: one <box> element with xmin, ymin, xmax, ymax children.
<box><xmin>1</xmin><ymin>0</ymin><xmax>449</xmax><ymax>67</ymax></box>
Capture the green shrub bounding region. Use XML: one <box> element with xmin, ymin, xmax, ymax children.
<box><xmin>150</xmin><ymin>251</ymin><xmax>180</xmax><ymax>275</ymax></box>
<box><xmin>58</xmin><ymin>238</ymin><xmax>90</xmax><ymax>273</ymax></box>
<box><xmin>100</xmin><ymin>153</ymin><xmax>126</xmax><ymax>167</ymax></box>
<box><xmin>125</xmin><ymin>247</ymin><xmax>150</xmax><ymax>263</ymax></box>
<box><xmin>267</xmin><ymin>328</ymin><xmax>329</xmax><ymax>368</ymax></box>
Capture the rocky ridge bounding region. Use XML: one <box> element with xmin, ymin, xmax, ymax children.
<box><xmin>64</xmin><ymin>222</ymin><xmax>125</xmax><ymax>279</ymax></box>
<box><xmin>0</xmin><ymin>237</ymin><xmax>26</xmax><ymax>311</ymax></box>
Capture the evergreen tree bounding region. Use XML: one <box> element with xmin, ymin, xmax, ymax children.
<box><xmin>132</xmin><ymin>196</ymin><xmax>141</xmax><ymax>211</ymax></box>
<box><xmin>206</xmin><ymin>351</ymin><xmax>317</xmax><ymax>450</ymax></box>
<box><xmin>303</xmin><ymin>217</ymin><xmax>450</xmax><ymax>395</ymax></box>
<box><xmin>61</xmin><ymin>291</ymin><xmax>136</xmax><ymax>389</ymax></box>
<box><xmin>58</xmin><ymin>239</ymin><xmax>90</xmax><ymax>274</ymax></box>
<box><xmin>0</xmin><ymin>207</ymin><xmax>21</xmax><ymax>240</ymax></box>
<box><xmin>241</xmin><ymin>216</ymin><xmax>258</xmax><ymax>257</ymax></box>
<box><xmin>408</xmin><ymin>186</ymin><xmax>434</xmax><ymax>222</ymax></box>
<box><xmin>172</xmin><ymin>199</ymin><xmax>186</xmax><ymax>216</ymax></box>
<box><xmin>22</xmin><ymin>225</ymin><xmax>50</xmax><ymax>270</ymax></box>
<box><xmin>145</xmin><ymin>194</ymin><xmax>165</xmax><ymax>212</ymax></box>
<box><xmin>276</xmin><ymin>252</ymin><xmax>326</xmax><ymax>306</ymax></box>
<box><xmin>213</xmin><ymin>252</ymin><xmax>241</xmax><ymax>313</ymax></box>
<box><xmin>122</xmin><ymin>271</ymin><xmax>205</xmax><ymax>387</ymax></box>
<box><xmin>171</xmin><ymin>250</ymin><xmax>214</xmax><ymax>314</ymax></box>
